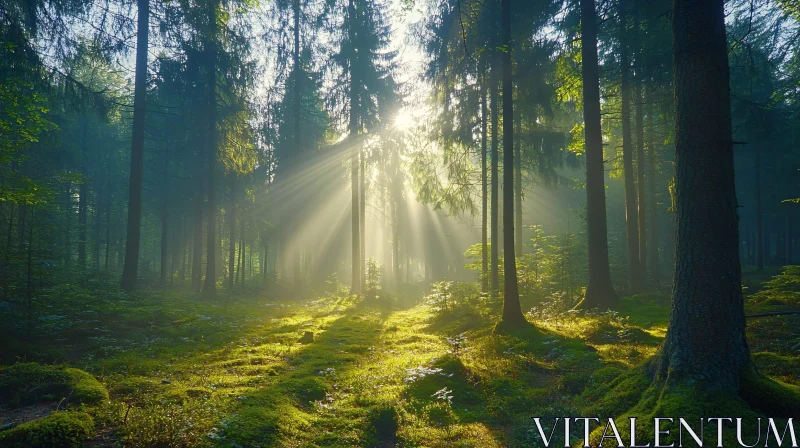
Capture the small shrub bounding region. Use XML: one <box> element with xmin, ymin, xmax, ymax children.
<box><xmin>0</xmin><ymin>411</ymin><xmax>94</xmax><ymax>448</ymax></box>
<box><xmin>0</xmin><ymin>363</ymin><xmax>108</xmax><ymax>408</ymax></box>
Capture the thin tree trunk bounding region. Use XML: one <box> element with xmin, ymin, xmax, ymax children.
<box><xmin>79</xmin><ymin>119</ymin><xmax>88</xmax><ymax>270</ymax></box>
<box><xmin>619</xmin><ymin>0</ymin><xmax>642</xmax><ymax>294</ymax></box>
<box><xmin>202</xmin><ymin>1</ymin><xmax>218</xmax><ymax>297</ymax></box>
<box><xmin>514</xmin><ymin>109</ymin><xmax>523</xmax><ymax>255</ymax></box>
<box><xmin>634</xmin><ymin>70</ymin><xmax>647</xmax><ymax>282</ymax></box>
<box><xmin>579</xmin><ymin>0</ymin><xmax>618</xmax><ymax>308</ymax></box>
<box><xmin>480</xmin><ymin>67</ymin><xmax>489</xmax><ymax>294</ymax></box>
<box><xmin>240</xmin><ymin>219</ymin><xmax>245</xmax><ymax>287</ymax></box>
<box><xmin>755</xmin><ymin>146</ymin><xmax>763</xmax><ymax>271</ymax></box>
<box><xmin>160</xmin><ymin>142</ymin><xmax>169</xmax><ymax>287</ymax></box>
<box><xmin>3</xmin><ymin>203</ymin><xmax>13</xmax><ymax>301</ymax></box>
<box><xmin>229</xmin><ymin>178</ymin><xmax>237</xmax><ymax>289</ymax></box>
<box><xmin>786</xmin><ymin>213</ymin><xmax>792</xmax><ymax>265</ymax></box>
<box><xmin>92</xmin><ymin>181</ymin><xmax>101</xmax><ymax>270</ymax></box>
<box><xmin>500</xmin><ymin>0</ymin><xmax>525</xmax><ymax>325</ymax></box>
<box><xmin>26</xmin><ymin>210</ymin><xmax>34</xmax><ymax>337</ymax></box>
<box><xmin>646</xmin><ymin>96</ymin><xmax>660</xmax><ymax>283</ymax></box>
<box><xmin>360</xmin><ymin>144</ymin><xmax>366</xmax><ymax>292</ymax></box>
<box><xmin>121</xmin><ymin>0</ymin><xmax>149</xmax><ymax>290</ymax></box>
<box><xmin>489</xmin><ymin>8</ymin><xmax>500</xmax><ymax>297</ymax></box>
<box><xmin>104</xmin><ymin>198</ymin><xmax>111</xmax><ymax>272</ymax></box>
<box><xmin>349</xmin><ymin>0</ymin><xmax>360</xmax><ymax>294</ymax></box>
<box><xmin>192</xmin><ymin>204</ymin><xmax>203</xmax><ymax>291</ymax></box>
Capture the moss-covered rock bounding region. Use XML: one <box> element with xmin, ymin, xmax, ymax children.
<box><xmin>0</xmin><ymin>411</ymin><xmax>94</xmax><ymax>448</ymax></box>
<box><xmin>0</xmin><ymin>363</ymin><xmax>108</xmax><ymax>408</ymax></box>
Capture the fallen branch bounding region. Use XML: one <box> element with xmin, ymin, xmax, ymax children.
<box><xmin>746</xmin><ymin>311</ymin><xmax>800</xmax><ymax>319</ymax></box>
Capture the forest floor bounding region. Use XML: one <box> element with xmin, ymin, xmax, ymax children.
<box><xmin>0</xmin><ymin>267</ymin><xmax>798</xmax><ymax>447</ymax></box>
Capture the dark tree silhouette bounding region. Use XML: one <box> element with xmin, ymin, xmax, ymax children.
<box><xmin>500</xmin><ymin>0</ymin><xmax>525</xmax><ymax>326</ymax></box>
<box><xmin>121</xmin><ymin>0</ymin><xmax>149</xmax><ymax>291</ymax></box>
<box><xmin>578</xmin><ymin>0</ymin><xmax>618</xmax><ymax>308</ymax></box>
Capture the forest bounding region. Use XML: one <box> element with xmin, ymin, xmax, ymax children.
<box><xmin>0</xmin><ymin>0</ymin><xmax>799</xmax><ymax>445</ymax></box>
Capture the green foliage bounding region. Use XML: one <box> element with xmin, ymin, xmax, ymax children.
<box><xmin>0</xmin><ymin>411</ymin><xmax>94</xmax><ymax>448</ymax></box>
<box><xmin>365</xmin><ymin>257</ymin><xmax>383</xmax><ymax>299</ymax></box>
<box><xmin>0</xmin><ymin>78</ymin><xmax>57</xmax><ymax>205</ymax></box>
<box><xmin>750</xmin><ymin>265</ymin><xmax>800</xmax><ymax>306</ymax></box>
<box><xmin>0</xmin><ymin>363</ymin><xmax>108</xmax><ymax>408</ymax></box>
<box><xmin>425</xmin><ymin>281</ymin><xmax>486</xmax><ymax>318</ymax></box>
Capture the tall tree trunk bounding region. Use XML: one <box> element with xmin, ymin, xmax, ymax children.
<box><xmin>229</xmin><ymin>193</ymin><xmax>236</xmax><ymax>289</ymax></box>
<box><xmin>786</xmin><ymin>213</ymin><xmax>792</xmax><ymax>265</ymax></box>
<box><xmin>62</xmin><ymin>189</ymin><xmax>69</xmax><ymax>264</ymax></box>
<box><xmin>659</xmin><ymin>0</ymin><xmax>750</xmax><ymax>392</ymax></box>
<box><xmin>170</xmin><ymin>215</ymin><xmax>179</xmax><ymax>285</ymax></box>
<box><xmin>292</xmin><ymin>0</ymin><xmax>303</xmax><ymax>291</ymax></box>
<box><xmin>755</xmin><ymin>146</ymin><xmax>763</xmax><ymax>271</ymax></box>
<box><xmin>481</xmin><ymin>68</ymin><xmax>489</xmax><ymax>294</ymax></box>
<box><xmin>121</xmin><ymin>0</ymin><xmax>149</xmax><ymax>290</ymax></box>
<box><xmin>240</xmin><ymin>219</ymin><xmax>246</xmax><ymax>287</ymax></box>
<box><xmin>78</xmin><ymin>119</ymin><xmax>88</xmax><ymax>270</ymax></box>
<box><xmin>160</xmin><ymin>142</ymin><xmax>169</xmax><ymax>287</ymax></box>
<box><xmin>348</xmin><ymin>0</ymin><xmax>361</xmax><ymax>294</ymax></box>
<box><xmin>2</xmin><ymin>203</ymin><xmax>13</xmax><ymax>301</ymax></box>
<box><xmin>202</xmin><ymin>1</ymin><xmax>218</xmax><ymax>297</ymax></box>
<box><xmin>191</xmin><ymin>202</ymin><xmax>203</xmax><ymax>291</ymax></box>
<box><xmin>579</xmin><ymin>0</ymin><xmax>618</xmax><ymax>308</ymax></box>
<box><xmin>634</xmin><ymin>72</ymin><xmax>647</xmax><ymax>282</ymax></box>
<box><xmin>500</xmin><ymin>0</ymin><xmax>525</xmax><ymax>325</ymax></box>
<box><xmin>646</xmin><ymin>96</ymin><xmax>660</xmax><ymax>283</ymax></box>
<box><xmin>104</xmin><ymin>197</ymin><xmax>111</xmax><ymax>271</ymax></box>
<box><xmin>92</xmin><ymin>181</ymin><xmax>101</xmax><ymax>270</ymax></box>
<box><xmin>489</xmin><ymin>8</ymin><xmax>500</xmax><ymax>297</ymax></box>
<box><xmin>514</xmin><ymin>110</ymin><xmax>523</xmax><ymax>255</ymax></box>
<box><xmin>26</xmin><ymin>210</ymin><xmax>34</xmax><ymax>337</ymax></box>
<box><xmin>360</xmin><ymin>145</ymin><xmax>366</xmax><ymax>292</ymax></box>
<box><xmin>619</xmin><ymin>0</ymin><xmax>642</xmax><ymax>293</ymax></box>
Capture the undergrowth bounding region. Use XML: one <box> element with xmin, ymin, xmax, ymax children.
<box><xmin>0</xmin><ymin>268</ymin><xmax>796</xmax><ymax>447</ymax></box>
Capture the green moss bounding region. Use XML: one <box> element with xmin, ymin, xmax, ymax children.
<box><xmin>0</xmin><ymin>411</ymin><xmax>94</xmax><ymax>448</ymax></box>
<box><xmin>582</xmin><ymin>364</ymin><xmax>652</xmax><ymax>416</ymax></box>
<box><xmin>0</xmin><ymin>363</ymin><xmax>107</xmax><ymax>408</ymax></box>
<box><xmin>64</xmin><ymin>368</ymin><xmax>109</xmax><ymax>404</ymax></box>
<box><xmin>284</xmin><ymin>376</ymin><xmax>328</xmax><ymax>406</ymax></box>
<box><xmin>760</xmin><ymin>297</ymin><xmax>787</xmax><ymax>306</ymax></box>
<box><xmin>584</xmin><ymin>362</ymin><xmax>800</xmax><ymax>447</ymax></box>
<box><xmin>617</xmin><ymin>293</ymin><xmax>671</xmax><ymax>327</ymax></box>
<box><xmin>752</xmin><ymin>351</ymin><xmax>800</xmax><ymax>382</ymax></box>
<box><xmin>370</xmin><ymin>405</ymin><xmax>398</xmax><ymax>441</ymax></box>
<box><xmin>740</xmin><ymin>366</ymin><xmax>800</xmax><ymax>416</ymax></box>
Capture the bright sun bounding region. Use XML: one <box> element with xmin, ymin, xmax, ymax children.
<box><xmin>393</xmin><ymin>111</ymin><xmax>414</xmax><ymax>131</ymax></box>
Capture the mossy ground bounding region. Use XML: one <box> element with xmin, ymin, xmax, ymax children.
<box><xmin>0</xmin><ymin>268</ymin><xmax>797</xmax><ymax>447</ymax></box>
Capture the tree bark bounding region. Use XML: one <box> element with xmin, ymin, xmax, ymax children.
<box><xmin>229</xmin><ymin>180</ymin><xmax>237</xmax><ymax>289</ymax></box>
<box><xmin>634</xmin><ymin>71</ymin><xmax>647</xmax><ymax>283</ymax></box>
<box><xmin>481</xmin><ymin>67</ymin><xmax>489</xmax><ymax>294</ymax></box>
<box><xmin>360</xmin><ymin>144</ymin><xmax>366</xmax><ymax>292</ymax></box>
<box><xmin>579</xmin><ymin>0</ymin><xmax>618</xmax><ymax>308</ymax></box>
<box><xmin>755</xmin><ymin>145</ymin><xmax>763</xmax><ymax>271</ymax></box>
<box><xmin>121</xmin><ymin>0</ymin><xmax>149</xmax><ymax>290</ymax></box>
<box><xmin>500</xmin><ymin>0</ymin><xmax>525</xmax><ymax>325</ymax></box>
<box><xmin>160</xmin><ymin>142</ymin><xmax>169</xmax><ymax>287</ymax></box>
<box><xmin>2</xmin><ymin>203</ymin><xmax>13</xmax><ymax>301</ymax></box>
<box><xmin>490</xmin><ymin>5</ymin><xmax>500</xmax><ymax>297</ymax></box>
<box><xmin>349</xmin><ymin>0</ymin><xmax>361</xmax><ymax>294</ymax></box>
<box><xmin>78</xmin><ymin>119</ymin><xmax>88</xmax><ymax>269</ymax></box>
<box><xmin>202</xmin><ymin>0</ymin><xmax>219</xmax><ymax>297</ymax></box>
<box><xmin>191</xmin><ymin>201</ymin><xmax>203</xmax><ymax>291</ymax></box>
<box><xmin>646</xmin><ymin>97</ymin><xmax>660</xmax><ymax>283</ymax></box>
<box><xmin>619</xmin><ymin>0</ymin><xmax>643</xmax><ymax>293</ymax></box>
<box><xmin>514</xmin><ymin>109</ymin><xmax>523</xmax><ymax>255</ymax></box>
<box><xmin>659</xmin><ymin>0</ymin><xmax>750</xmax><ymax>392</ymax></box>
